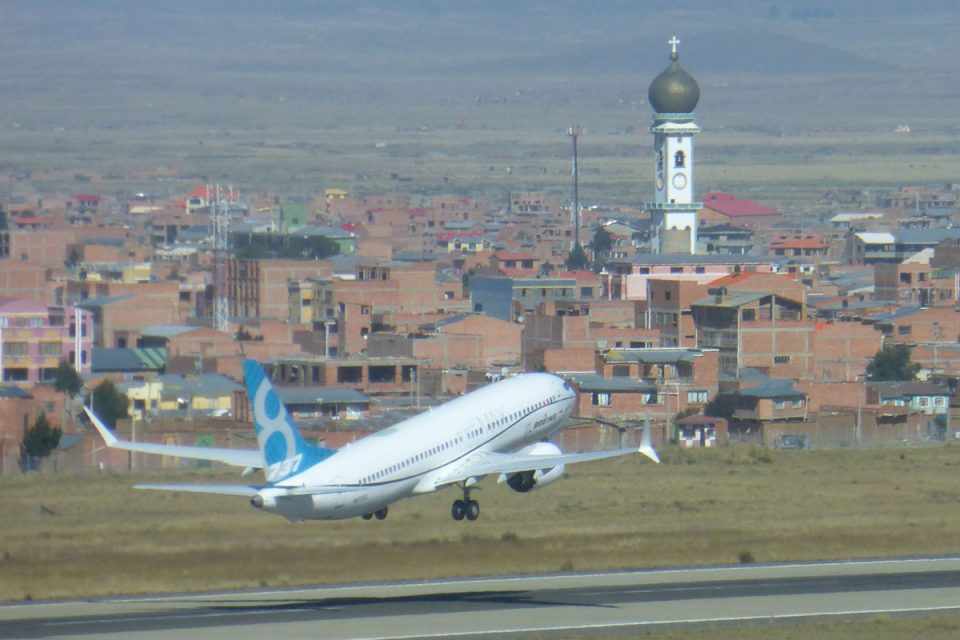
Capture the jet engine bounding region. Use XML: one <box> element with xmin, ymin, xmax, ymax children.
<box><xmin>501</xmin><ymin>442</ymin><xmax>565</xmax><ymax>493</ymax></box>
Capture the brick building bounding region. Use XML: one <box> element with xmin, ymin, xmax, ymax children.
<box><xmin>228</xmin><ymin>258</ymin><xmax>332</xmax><ymax>321</ymax></box>
<box><xmin>692</xmin><ymin>286</ymin><xmax>812</xmax><ymax>379</ymax></box>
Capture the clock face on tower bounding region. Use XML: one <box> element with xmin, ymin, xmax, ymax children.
<box><xmin>672</xmin><ymin>172</ymin><xmax>687</xmax><ymax>190</ymax></box>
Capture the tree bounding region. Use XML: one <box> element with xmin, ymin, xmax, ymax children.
<box><xmin>20</xmin><ymin>412</ymin><xmax>61</xmax><ymax>471</ymax></box>
<box><xmin>54</xmin><ymin>360</ymin><xmax>83</xmax><ymax>430</ymax></box>
<box><xmin>866</xmin><ymin>344</ymin><xmax>919</xmax><ymax>381</ymax></box>
<box><xmin>54</xmin><ymin>360</ymin><xmax>83</xmax><ymax>397</ymax></box>
<box><xmin>704</xmin><ymin>394</ymin><xmax>738</xmax><ymax>421</ymax></box>
<box><xmin>91</xmin><ymin>380</ymin><xmax>129</xmax><ymax>429</ymax></box>
<box><xmin>565</xmin><ymin>243</ymin><xmax>589</xmax><ymax>271</ymax></box>
<box><xmin>589</xmin><ymin>226</ymin><xmax>613</xmax><ymax>264</ymax></box>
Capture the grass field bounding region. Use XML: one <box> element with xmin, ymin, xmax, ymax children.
<box><xmin>552</xmin><ymin>614</ymin><xmax>960</xmax><ymax>639</ymax></box>
<box><xmin>4</xmin><ymin>445</ymin><xmax>960</xmax><ymax>602</ymax></box>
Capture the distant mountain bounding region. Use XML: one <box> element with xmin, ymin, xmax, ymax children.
<box><xmin>449</xmin><ymin>28</ymin><xmax>891</xmax><ymax>76</ymax></box>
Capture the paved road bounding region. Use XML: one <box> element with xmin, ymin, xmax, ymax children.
<box><xmin>5</xmin><ymin>557</ymin><xmax>960</xmax><ymax>639</ymax></box>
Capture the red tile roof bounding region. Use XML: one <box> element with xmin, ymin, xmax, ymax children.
<box><xmin>188</xmin><ymin>185</ymin><xmax>211</xmax><ymax>199</ymax></box>
<box><xmin>703</xmin><ymin>192</ymin><xmax>779</xmax><ymax>218</ymax></box>
<box><xmin>706</xmin><ymin>272</ymin><xmax>759</xmax><ymax>287</ymax></box>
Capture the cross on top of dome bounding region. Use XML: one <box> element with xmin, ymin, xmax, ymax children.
<box><xmin>668</xmin><ymin>35</ymin><xmax>680</xmax><ymax>60</ymax></box>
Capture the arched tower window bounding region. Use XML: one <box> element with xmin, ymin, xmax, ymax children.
<box><xmin>674</xmin><ymin>150</ymin><xmax>686</xmax><ymax>168</ymax></box>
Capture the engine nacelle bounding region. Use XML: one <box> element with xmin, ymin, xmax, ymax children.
<box><xmin>502</xmin><ymin>442</ymin><xmax>565</xmax><ymax>492</ymax></box>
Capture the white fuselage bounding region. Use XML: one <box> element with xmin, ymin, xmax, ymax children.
<box><xmin>258</xmin><ymin>373</ymin><xmax>577</xmax><ymax>520</ymax></box>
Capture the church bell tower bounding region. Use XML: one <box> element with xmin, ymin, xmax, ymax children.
<box><xmin>647</xmin><ymin>36</ymin><xmax>701</xmax><ymax>254</ymax></box>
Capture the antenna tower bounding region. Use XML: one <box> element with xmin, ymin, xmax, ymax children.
<box><xmin>568</xmin><ymin>125</ymin><xmax>582</xmax><ymax>249</ymax></box>
<box><xmin>211</xmin><ymin>184</ymin><xmax>232</xmax><ymax>332</ymax></box>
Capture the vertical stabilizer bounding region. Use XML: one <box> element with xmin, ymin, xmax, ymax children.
<box><xmin>243</xmin><ymin>359</ymin><xmax>335</xmax><ymax>482</ymax></box>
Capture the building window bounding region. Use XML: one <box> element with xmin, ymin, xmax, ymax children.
<box><xmin>612</xmin><ymin>365</ymin><xmax>630</xmax><ymax>377</ymax></box>
<box><xmin>791</xmin><ymin>399</ymin><xmax>804</xmax><ymax>408</ymax></box>
<box><xmin>695</xmin><ymin>266</ymin><xmax>705</xmax><ymax>274</ymax></box>
<box><xmin>592</xmin><ymin>392</ymin><xmax>611</xmax><ymax>406</ymax></box>
<box><xmin>670</xmin><ymin>267</ymin><xmax>683</xmax><ymax>274</ymax></box>
<box><xmin>774</xmin><ymin>355</ymin><xmax>791</xmax><ymax>364</ymax></box>
<box><xmin>687</xmin><ymin>390</ymin><xmax>708</xmax><ymax>404</ymax></box>
<box><xmin>898</xmin><ymin>325</ymin><xmax>912</xmax><ymax>336</ymax></box>
<box><xmin>774</xmin><ymin>400</ymin><xmax>786</xmax><ymax>410</ymax></box>
<box><xmin>674</xmin><ymin>150</ymin><xmax>685</xmax><ymax>168</ymax></box>
<box><xmin>39</xmin><ymin>342</ymin><xmax>61</xmax><ymax>356</ymax></box>
<box><xmin>5</xmin><ymin>342</ymin><xmax>28</xmax><ymax>356</ymax></box>
<box><xmin>919</xmin><ymin>397</ymin><xmax>929</xmax><ymax>407</ymax></box>
<box><xmin>664</xmin><ymin>290</ymin><xmax>672</xmax><ymax>301</ymax></box>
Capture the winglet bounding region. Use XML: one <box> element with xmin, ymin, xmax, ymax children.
<box><xmin>639</xmin><ymin>420</ymin><xmax>660</xmax><ymax>464</ymax></box>
<box><xmin>83</xmin><ymin>405</ymin><xmax>119</xmax><ymax>447</ymax></box>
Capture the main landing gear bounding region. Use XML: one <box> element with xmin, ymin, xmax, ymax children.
<box><xmin>451</xmin><ymin>486</ymin><xmax>480</xmax><ymax>522</ymax></box>
<box><xmin>362</xmin><ymin>507</ymin><xmax>389</xmax><ymax>521</ymax></box>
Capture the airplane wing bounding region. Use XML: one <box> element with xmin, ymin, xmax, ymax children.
<box><xmin>83</xmin><ymin>406</ymin><xmax>262</xmax><ymax>469</ymax></box>
<box><xmin>135</xmin><ymin>483</ymin><xmax>368</xmax><ymax>496</ymax></box>
<box><xmin>135</xmin><ymin>483</ymin><xmax>263</xmax><ymax>496</ymax></box>
<box><xmin>416</xmin><ymin>422</ymin><xmax>659</xmax><ymax>493</ymax></box>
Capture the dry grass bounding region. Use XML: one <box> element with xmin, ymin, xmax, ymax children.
<box><xmin>546</xmin><ymin>613</ymin><xmax>960</xmax><ymax>639</ymax></box>
<box><xmin>3</xmin><ymin>445</ymin><xmax>960</xmax><ymax>601</ymax></box>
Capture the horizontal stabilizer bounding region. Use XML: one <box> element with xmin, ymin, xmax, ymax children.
<box><xmin>135</xmin><ymin>483</ymin><xmax>263</xmax><ymax>497</ymax></box>
<box><xmin>639</xmin><ymin>420</ymin><xmax>660</xmax><ymax>464</ymax></box>
<box><xmin>83</xmin><ymin>406</ymin><xmax>262</xmax><ymax>468</ymax></box>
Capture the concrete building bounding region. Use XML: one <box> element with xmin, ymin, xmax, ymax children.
<box><xmin>0</xmin><ymin>300</ymin><xmax>92</xmax><ymax>385</ymax></box>
<box><xmin>605</xmin><ymin>254</ymin><xmax>775</xmax><ymax>301</ymax></box>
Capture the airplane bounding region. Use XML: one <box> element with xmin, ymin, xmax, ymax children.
<box><xmin>84</xmin><ymin>359</ymin><xmax>659</xmax><ymax>522</ymax></box>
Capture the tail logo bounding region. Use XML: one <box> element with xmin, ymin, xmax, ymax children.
<box><xmin>253</xmin><ymin>377</ymin><xmax>298</xmax><ymax>476</ymax></box>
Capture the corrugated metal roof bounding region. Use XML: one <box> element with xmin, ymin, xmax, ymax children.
<box><xmin>141</xmin><ymin>325</ymin><xmax>200</xmax><ymax>338</ymax></box>
<box><xmin>564</xmin><ymin>373</ymin><xmax>656</xmax><ymax>393</ymax></box>
<box><xmin>740</xmin><ymin>379</ymin><xmax>805</xmax><ymax>399</ymax></box>
<box><xmin>691</xmin><ymin>291</ymin><xmax>767</xmax><ymax>308</ymax></box>
<box><xmin>604</xmin><ymin>348</ymin><xmax>702</xmax><ymax>365</ymax></box>
<box><xmin>865</xmin><ymin>305</ymin><xmax>923</xmax><ymax>323</ymax></box>
<box><xmin>0</xmin><ymin>386</ymin><xmax>32</xmax><ymax>399</ymax></box>
<box><xmin>92</xmin><ymin>347</ymin><xmax>167</xmax><ymax>372</ymax></box>
<box><xmin>869</xmin><ymin>381</ymin><xmax>949</xmax><ymax>397</ymax></box>
<box><xmin>277</xmin><ymin>387</ymin><xmax>371</xmax><ymax>405</ymax></box>
<box><xmin>855</xmin><ymin>232</ymin><xmax>895</xmax><ymax>244</ymax></box>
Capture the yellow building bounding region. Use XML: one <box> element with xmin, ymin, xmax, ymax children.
<box><xmin>324</xmin><ymin>188</ymin><xmax>348</xmax><ymax>202</ymax></box>
<box><xmin>288</xmin><ymin>279</ymin><xmax>316</xmax><ymax>324</ymax></box>
<box><xmin>122</xmin><ymin>374</ymin><xmax>241</xmax><ymax>420</ymax></box>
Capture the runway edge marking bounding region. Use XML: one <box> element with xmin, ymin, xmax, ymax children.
<box><xmin>348</xmin><ymin>604</ymin><xmax>960</xmax><ymax>640</ymax></box>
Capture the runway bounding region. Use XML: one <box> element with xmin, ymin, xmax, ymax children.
<box><xmin>5</xmin><ymin>557</ymin><xmax>960</xmax><ymax>639</ymax></box>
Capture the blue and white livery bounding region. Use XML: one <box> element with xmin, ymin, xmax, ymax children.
<box><xmin>85</xmin><ymin>359</ymin><xmax>658</xmax><ymax>522</ymax></box>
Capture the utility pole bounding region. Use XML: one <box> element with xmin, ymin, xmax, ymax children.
<box><xmin>568</xmin><ymin>125</ymin><xmax>582</xmax><ymax>249</ymax></box>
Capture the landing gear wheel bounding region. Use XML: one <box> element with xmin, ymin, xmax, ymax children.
<box><xmin>362</xmin><ymin>512</ymin><xmax>373</xmax><ymax>520</ymax></box>
<box><xmin>465</xmin><ymin>500</ymin><xmax>480</xmax><ymax>521</ymax></box>
<box><xmin>451</xmin><ymin>499</ymin><xmax>466</xmax><ymax>521</ymax></box>
<box><xmin>374</xmin><ymin>507</ymin><xmax>388</xmax><ymax>520</ymax></box>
